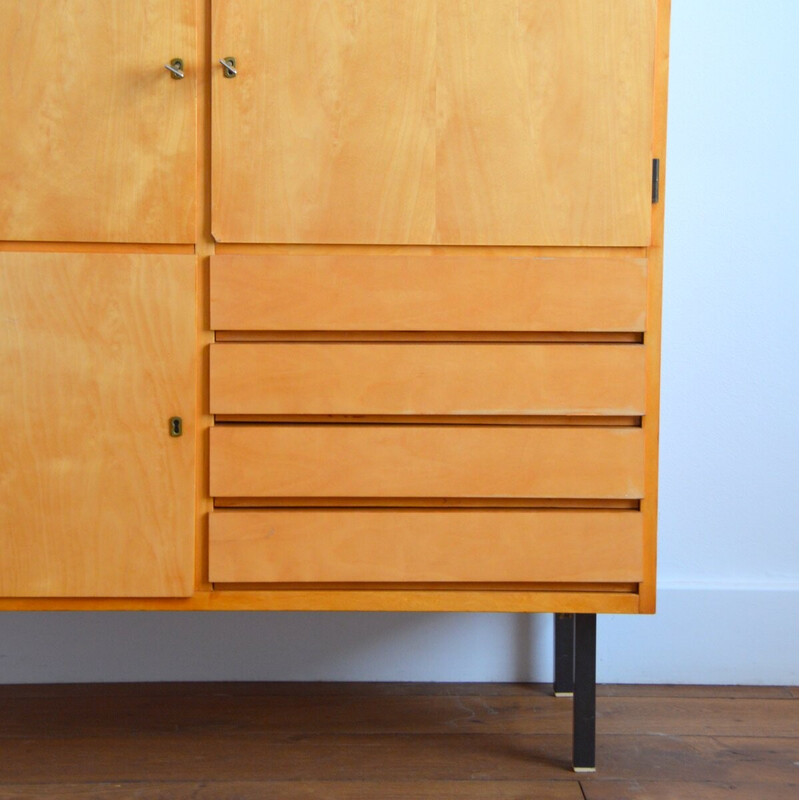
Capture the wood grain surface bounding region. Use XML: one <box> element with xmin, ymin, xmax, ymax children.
<box><xmin>0</xmin><ymin>0</ymin><xmax>196</xmax><ymax>243</ymax></box>
<box><xmin>211</xmin><ymin>0</ymin><xmax>656</xmax><ymax>245</ymax></box>
<box><xmin>0</xmin><ymin>253</ymin><xmax>196</xmax><ymax>596</ymax></box>
<box><xmin>212</xmin><ymin>0</ymin><xmax>436</xmax><ymax>243</ymax></box>
<box><xmin>210</xmin><ymin>254</ymin><xmax>647</xmax><ymax>332</ymax></box>
<box><xmin>208</xmin><ymin>509</ymin><xmax>643</xmax><ymax>583</ymax></box>
<box><xmin>209</xmin><ymin>343</ymin><xmax>646</xmax><ymax>416</ymax></box>
<box><xmin>436</xmin><ymin>0</ymin><xmax>657</xmax><ymax>245</ymax></box>
<box><xmin>210</xmin><ymin>425</ymin><xmax>645</xmax><ymax>500</ymax></box>
<box><xmin>0</xmin><ymin>589</ymin><xmax>640</xmax><ymax>614</ymax></box>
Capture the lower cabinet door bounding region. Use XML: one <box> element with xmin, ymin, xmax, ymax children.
<box><xmin>0</xmin><ymin>253</ymin><xmax>196</xmax><ymax>597</ymax></box>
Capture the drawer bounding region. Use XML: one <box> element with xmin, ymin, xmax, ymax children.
<box><xmin>210</xmin><ymin>254</ymin><xmax>647</xmax><ymax>333</ymax></box>
<box><xmin>210</xmin><ymin>343</ymin><xmax>645</xmax><ymax>417</ymax></box>
<box><xmin>209</xmin><ymin>510</ymin><xmax>644</xmax><ymax>584</ymax></box>
<box><xmin>209</xmin><ymin>426</ymin><xmax>644</xmax><ymax>500</ymax></box>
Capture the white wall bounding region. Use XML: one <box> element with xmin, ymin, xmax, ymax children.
<box><xmin>1</xmin><ymin>1</ymin><xmax>797</xmax><ymax>685</ymax></box>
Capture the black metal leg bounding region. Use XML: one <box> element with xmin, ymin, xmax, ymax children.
<box><xmin>572</xmin><ymin>613</ymin><xmax>597</xmax><ymax>772</ymax></box>
<box><xmin>553</xmin><ymin>613</ymin><xmax>575</xmax><ymax>696</ymax></box>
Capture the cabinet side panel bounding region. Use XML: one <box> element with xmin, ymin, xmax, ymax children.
<box><xmin>0</xmin><ymin>253</ymin><xmax>197</xmax><ymax>597</ymax></box>
<box><xmin>639</xmin><ymin>0</ymin><xmax>671</xmax><ymax>612</ymax></box>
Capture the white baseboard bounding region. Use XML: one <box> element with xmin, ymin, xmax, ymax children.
<box><xmin>0</xmin><ymin>583</ymin><xmax>796</xmax><ymax>685</ymax></box>
<box><xmin>598</xmin><ymin>581</ymin><xmax>799</xmax><ymax>685</ymax></box>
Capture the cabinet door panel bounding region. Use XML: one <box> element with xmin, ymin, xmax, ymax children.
<box><xmin>0</xmin><ymin>2</ymin><xmax>196</xmax><ymax>243</ymax></box>
<box><xmin>212</xmin><ymin>0</ymin><xmax>436</xmax><ymax>243</ymax></box>
<box><xmin>212</xmin><ymin>1</ymin><xmax>655</xmax><ymax>246</ymax></box>
<box><xmin>0</xmin><ymin>253</ymin><xmax>196</xmax><ymax>597</ymax></box>
<box><xmin>437</xmin><ymin>0</ymin><xmax>657</xmax><ymax>245</ymax></box>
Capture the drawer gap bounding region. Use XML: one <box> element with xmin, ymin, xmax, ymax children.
<box><xmin>213</xmin><ymin>498</ymin><xmax>642</xmax><ymax>510</ymax></box>
<box><xmin>214</xmin><ymin>330</ymin><xmax>645</xmax><ymax>344</ymax></box>
<box><xmin>212</xmin><ymin>582</ymin><xmax>639</xmax><ymax>592</ymax></box>
<box><xmin>213</xmin><ymin>414</ymin><xmax>642</xmax><ymax>427</ymax></box>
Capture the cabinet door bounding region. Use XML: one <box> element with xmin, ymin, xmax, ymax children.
<box><xmin>0</xmin><ymin>2</ymin><xmax>196</xmax><ymax>243</ymax></box>
<box><xmin>0</xmin><ymin>253</ymin><xmax>196</xmax><ymax>597</ymax></box>
<box><xmin>437</xmin><ymin>0</ymin><xmax>657</xmax><ymax>245</ymax></box>
<box><xmin>212</xmin><ymin>0</ymin><xmax>655</xmax><ymax>245</ymax></box>
<box><xmin>212</xmin><ymin>0</ymin><xmax>436</xmax><ymax>244</ymax></box>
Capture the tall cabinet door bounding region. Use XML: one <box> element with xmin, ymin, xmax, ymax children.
<box><xmin>211</xmin><ymin>0</ymin><xmax>656</xmax><ymax>245</ymax></box>
<box><xmin>0</xmin><ymin>2</ymin><xmax>196</xmax><ymax>243</ymax></box>
<box><xmin>0</xmin><ymin>254</ymin><xmax>196</xmax><ymax>597</ymax></box>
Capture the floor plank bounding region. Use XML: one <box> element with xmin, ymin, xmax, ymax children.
<box><xmin>582</xmin><ymin>781</ymin><xmax>799</xmax><ymax>800</ymax></box>
<box><xmin>0</xmin><ymin>781</ymin><xmax>583</xmax><ymax>800</ymax></box>
<box><xmin>597</xmin><ymin>684</ymin><xmax>796</xmax><ymax>700</ymax></box>
<box><xmin>0</xmin><ymin>682</ymin><xmax>792</xmax><ymax>700</ymax></box>
<box><xmin>0</xmin><ymin>694</ymin><xmax>794</xmax><ymax>739</ymax></box>
<box><xmin>0</xmin><ymin>733</ymin><xmax>796</xmax><ymax>784</ymax></box>
<box><xmin>597</xmin><ymin>697</ymin><xmax>798</xmax><ymax>737</ymax></box>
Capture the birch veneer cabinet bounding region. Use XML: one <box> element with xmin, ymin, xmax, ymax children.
<box><xmin>0</xmin><ymin>0</ymin><xmax>670</xmax><ymax>771</ymax></box>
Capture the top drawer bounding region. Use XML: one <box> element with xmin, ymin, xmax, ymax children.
<box><xmin>210</xmin><ymin>254</ymin><xmax>647</xmax><ymax>333</ymax></box>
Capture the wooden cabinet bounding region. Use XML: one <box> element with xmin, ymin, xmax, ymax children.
<box><xmin>0</xmin><ymin>1</ymin><xmax>196</xmax><ymax>243</ymax></box>
<box><xmin>0</xmin><ymin>253</ymin><xmax>196</xmax><ymax>597</ymax></box>
<box><xmin>0</xmin><ymin>0</ymin><xmax>669</xmax><ymax>769</ymax></box>
<box><xmin>0</xmin><ymin>1</ymin><xmax>669</xmax><ymax>618</ymax></box>
<box><xmin>211</xmin><ymin>0</ymin><xmax>656</xmax><ymax>244</ymax></box>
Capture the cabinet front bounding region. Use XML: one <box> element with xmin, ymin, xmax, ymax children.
<box><xmin>211</xmin><ymin>0</ymin><xmax>656</xmax><ymax>245</ymax></box>
<box><xmin>0</xmin><ymin>253</ymin><xmax>196</xmax><ymax>597</ymax></box>
<box><xmin>0</xmin><ymin>1</ymin><xmax>196</xmax><ymax>243</ymax></box>
<box><xmin>0</xmin><ymin>1</ymin><xmax>666</xmax><ymax>613</ymax></box>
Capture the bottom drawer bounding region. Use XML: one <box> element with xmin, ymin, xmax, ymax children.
<box><xmin>209</xmin><ymin>510</ymin><xmax>643</xmax><ymax>584</ymax></box>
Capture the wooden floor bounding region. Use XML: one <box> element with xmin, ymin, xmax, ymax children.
<box><xmin>0</xmin><ymin>682</ymin><xmax>796</xmax><ymax>799</ymax></box>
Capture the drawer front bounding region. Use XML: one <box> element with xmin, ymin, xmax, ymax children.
<box><xmin>210</xmin><ymin>343</ymin><xmax>645</xmax><ymax>417</ymax></box>
<box><xmin>210</xmin><ymin>254</ymin><xmax>646</xmax><ymax>333</ymax></box>
<box><xmin>209</xmin><ymin>510</ymin><xmax>643</xmax><ymax>584</ymax></box>
<box><xmin>210</xmin><ymin>426</ymin><xmax>644</xmax><ymax>500</ymax></box>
